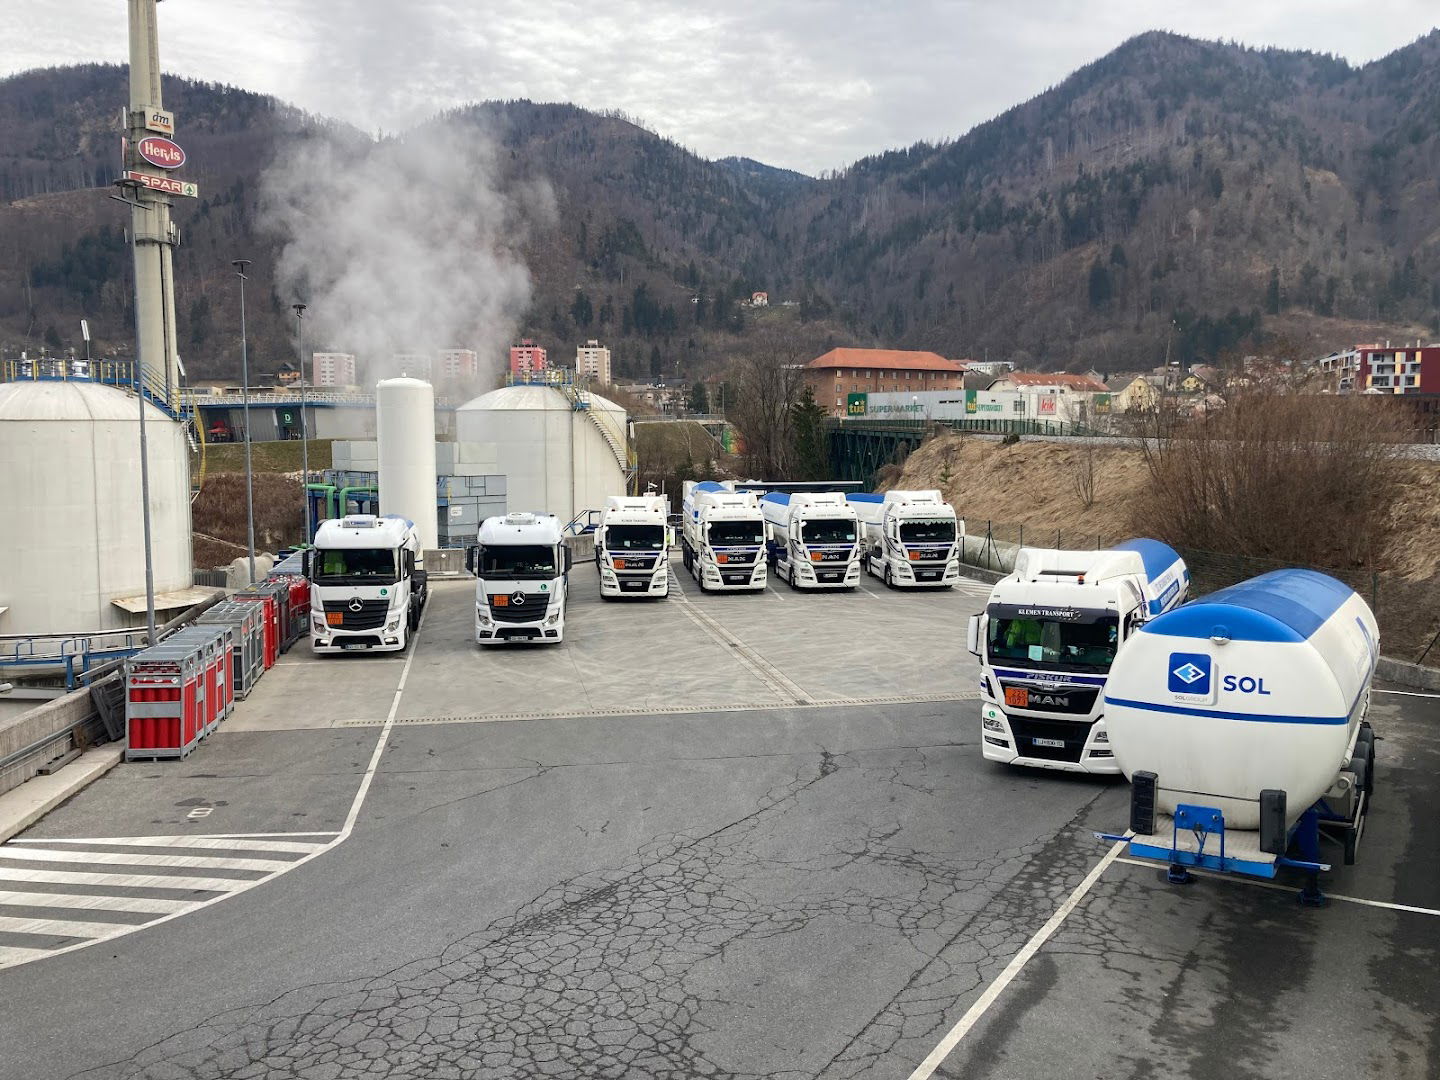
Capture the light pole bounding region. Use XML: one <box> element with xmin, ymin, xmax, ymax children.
<box><xmin>293</xmin><ymin>302</ymin><xmax>311</xmax><ymax>544</ymax></box>
<box><xmin>111</xmin><ymin>182</ymin><xmax>158</xmax><ymax>643</ymax></box>
<box><xmin>232</xmin><ymin>259</ymin><xmax>257</xmax><ymax>583</ymax></box>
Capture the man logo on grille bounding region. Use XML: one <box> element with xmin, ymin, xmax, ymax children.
<box><xmin>348</xmin><ymin>597</ymin><xmax>364</xmax><ymax>612</ymax></box>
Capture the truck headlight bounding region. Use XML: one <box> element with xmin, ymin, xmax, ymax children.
<box><xmin>544</xmin><ymin>611</ymin><xmax>560</xmax><ymax>626</ymax></box>
<box><xmin>386</xmin><ymin>619</ymin><xmax>399</xmax><ymax>631</ymax></box>
<box><xmin>311</xmin><ymin>616</ymin><xmax>325</xmax><ymax>633</ymax></box>
<box><xmin>1093</xmin><ymin>730</ymin><xmax>1109</xmax><ymax>743</ymax></box>
<box><xmin>476</xmin><ymin>606</ymin><xmax>491</xmax><ymax>625</ymax></box>
<box><xmin>983</xmin><ymin>716</ymin><xmax>1005</xmax><ymax>732</ymax></box>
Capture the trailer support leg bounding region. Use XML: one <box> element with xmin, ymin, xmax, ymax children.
<box><xmin>1295</xmin><ymin>808</ymin><xmax>1327</xmax><ymax>907</ymax></box>
<box><xmin>1167</xmin><ymin>863</ymin><xmax>1194</xmax><ymax>885</ymax></box>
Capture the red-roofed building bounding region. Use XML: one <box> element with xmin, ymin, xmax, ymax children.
<box><xmin>805</xmin><ymin>348</ymin><xmax>967</xmax><ymax>416</ymax></box>
<box><xmin>986</xmin><ymin>372</ymin><xmax>1110</xmax><ymax>393</ymax></box>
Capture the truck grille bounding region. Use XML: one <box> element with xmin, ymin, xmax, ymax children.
<box><xmin>322</xmin><ymin>598</ymin><xmax>390</xmax><ymax>631</ymax></box>
<box><xmin>1007</xmin><ymin>716</ymin><xmax>1090</xmax><ymax>763</ymax></box>
<box><xmin>997</xmin><ymin>683</ymin><xmax>1100</xmax><ymax>716</ymax></box>
<box><xmin>491</xmin><ymin>604</ymin><xmax>548</xmax><ymax>624</ymax></box>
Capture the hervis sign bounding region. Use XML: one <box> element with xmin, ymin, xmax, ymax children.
<box><xmin>137</xmin><ymin>136</ymin><xmax>186</xmax><ymax>170</ymax></box>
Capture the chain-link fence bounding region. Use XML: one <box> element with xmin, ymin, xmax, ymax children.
<box><xmin>959</xmin><ymin>518</ymin><xmax>1440</xmax><ymax>666</ymax></box>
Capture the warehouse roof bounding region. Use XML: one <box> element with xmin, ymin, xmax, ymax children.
<box><xmin>807</xmin><ymin>349</ymin><xmax>966</xmax><ymax>373</ymax></box>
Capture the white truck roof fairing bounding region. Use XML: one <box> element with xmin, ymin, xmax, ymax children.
<box><xmin>1002</xmin><ymin>538</ymin><xmax>1188</xmax><ymax>617</ymax></box>
<box><xmin>478</xmin><ymin>511</ymin><xmax>563</xmax><ymax>546</ymax></box>
<box><xmin>760</xmin><ymin>490</ymin><xmax>857</xmax><ymax>530</ymax></box>
<box><xmin>1103</xmin><ymin>568</ymin><xmax>1377</xmax><ymax>829</ymax></box>
<box><xmin>604</xmin><ymin>495</ymin><xmax>669</xmax><ymax>516</ymax></box>
<box><xmin>313</xmin><ymin>514</ymin><xmax>416</xmax><ymax>550</ymax></box>
<box><xmin>686</xmin><ymin>482</ymin><xmax>761</xmax><ymax>517</ymax></box>
<box><xmin>847</xmin><ymin>490</ymin><xmax>957</xmax><ymax>525</ymax></box>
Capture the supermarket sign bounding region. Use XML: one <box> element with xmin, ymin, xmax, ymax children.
<box><xmin>846</xmin><ymin>393</ymin><xmax>867</xmax><ymax>416</ymax></box>
<box><xmin>124</xmin><ymin>171</ymin><xmax>198</xmax><ymax>198</ymax></box>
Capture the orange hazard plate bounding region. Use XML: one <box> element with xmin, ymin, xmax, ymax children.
<box><xmin>326</xmin><ymin>612</ymin><xmax>343</xmax><ymax>626</ymax></box>
<box><xmin>493</xmin><ymin>595</ymin><xmax>508</xmax><ymax>607</ymax></box>
<box><xmin>1004</xmin><ymin>687</ymin><xmax>1029</xmax><ymax>708</ymax></box>
<box><xmin>716</xmin><ymin>554</ymin><xmax>728</xmax><ymax>563</ymax></box>
<box><xmin>613</xmin><ymin>559</ymin><xmax>626</xmax><ymax>569</ymax></box>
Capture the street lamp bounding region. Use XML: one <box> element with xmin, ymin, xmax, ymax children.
<box><xmin>232</xmin><ymin>259</ymin><xmax>257</xmax><ymax>583</ymax></box>
<box><xmin>293</xmin><ymin>302</ymin><xmax>311</xmax><ymax>544</ymax></box>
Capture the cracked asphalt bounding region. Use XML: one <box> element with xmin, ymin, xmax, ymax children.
<box><xmin>1</xmin><ymin>568</ymin><xmax>1435</xmax><ymax>1079</ymax></box>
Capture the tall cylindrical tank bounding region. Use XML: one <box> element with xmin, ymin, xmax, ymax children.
<box><xmin>1103</xmin><ymin>569</ymin><xmax>1377</xmax><ymax>828</ymax></box>
<box><xmin>376</xmin><ymin>377</ymin><xmax>438</xmax><ymax>555</ymax></box>
<box><xmin>454</xmin><ymin>385</ymin><xmax>627</xmax><ymax>525</ymax></box>
<box><xmin>0</xmin><ymin>381</ymin><xmax>193</xmax><ymax>634</ymax></box>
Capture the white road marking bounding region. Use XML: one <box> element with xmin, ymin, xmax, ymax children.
<box><xmin>0</xmin><ymin>847</ymin><xmax>296</xmax><ymax>871</ymax></box>
<box><xmin>1112</xmin><ymin>856</ymin><xmax>1440</xmax><ymax>916</ymax></box>
<box><xmin>0</xmin><ymin>622</ymin><xmax>425</xmax><ymax>972</ymax></box>
<box><xmin>907</xmin><ymin>838</ymin><xmax>1129</xmax><ymax>1080</ymax></box>
<box><xmin>1374</xmin><ymin>688</ymin><xmax>1440</xmax><ymax>699</ymax></box>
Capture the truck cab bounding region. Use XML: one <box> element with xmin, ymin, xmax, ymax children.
<box><xmin>466</xmin><ymin>512</ymin><xmax>572</xmax><ymax>644</ymax></box>
<box><xmin>966</xmin><ymin>539</ymin><xmax>1188</xmax><ymax>773</ymax></box>
<box><xmin>306</xmin><ymin>514</ymin><xmax>427</xmax><ymax>653</ymax></box>
<box><xmin>760</xmin><ymin>491</ymin><xmax>862</xmax><ymax>590</ymax></box>
<box><xmin>595</xmin><ymin>495</ymin><xmax>671</xmax><ymax>599</ymax></box>
<box><xmin>848</xmin><ymin>490</ymin><xmax>963</xmax><ymax>587</ymax></box>
<box><xmin>680</xmin><ymin>481</ymin><xmax>767</xmax><ymax>592</ymax></box>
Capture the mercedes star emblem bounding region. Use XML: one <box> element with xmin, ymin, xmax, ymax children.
<box><xmin>511</xmin><ymin>592</ymin><xmax>526</xmax><ymax>606</ymax></box>
<box><xmin>348</xmin><ymin>597</ymin><xmax>364</xmax><ymax>612</ymax></box>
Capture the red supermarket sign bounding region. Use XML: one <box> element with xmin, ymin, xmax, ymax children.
<box><xmin>124</xmin><ymin>171</ymin><xmax>199</xmax><ymax>198</ymax></box>
<box><xmin>137</xmin><ymin>136</ymin><xmax>186</xmax><ymax>169</ymax></box>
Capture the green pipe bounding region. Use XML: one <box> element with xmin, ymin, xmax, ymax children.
<box><xmin>338</xmin><ymin>486</ymin><xmax>378</xmax><ymax>517</ymax></box>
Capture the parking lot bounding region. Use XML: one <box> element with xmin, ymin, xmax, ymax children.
<box><xmin>1</xmin><ymin>561</ymin><xmax>1435</xmax><ymax>1079</ymax></box>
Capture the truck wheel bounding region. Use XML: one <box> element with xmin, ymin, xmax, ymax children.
<box><xmin>884</xmin><ymin>564</ymin><xmax>893</xmax><ymax>588</ymax></box>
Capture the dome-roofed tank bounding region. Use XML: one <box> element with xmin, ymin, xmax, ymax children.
<box><xmin>0</xmin><ymin>380</ymin><xmax>193</xmax><ymax>634</ymax></box>
<box><xmin>455</xmin><ymin>384</ymin><xmax>627</xmax><ymax>524</ymax></box>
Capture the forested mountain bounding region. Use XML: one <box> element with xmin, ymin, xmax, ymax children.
<box><xmin>2</xmin><ymin>29</ymin><xmax>1438</xmax><ymax>380</ymax></box>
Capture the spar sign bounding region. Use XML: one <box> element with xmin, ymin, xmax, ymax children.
<box><xmin>137</xmin><ymin>136</ymin><xmax>186</xmax><ymax>169</ymax></box>
<box><xmin>124</xmin><ymin>171</ymin><xmax>199</xmax><ymax>198</ymax></box>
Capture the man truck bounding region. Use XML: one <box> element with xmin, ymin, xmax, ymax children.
<box><xmin>681</xmin><ymin>481</ymin><xmax>767</xmax><ymax>592</ymax></box>
<box><xmin>595</xmin><ymin>494</ymin><xmax>671</xmax><ymax>599</ymax></box>
<box><xmin>847</xmin><ymin>490</ymin><xmax>962</xmax><ymax>588</ymax></box>
<box><xmin>307</xmin><ymin>514</ymin><xmax>427</xmax><ymax>653</ymax></box>
<box><xmin>760</xmin><ymin>491</ymin><xmax>862</xmax><ymax>590</ymax></box>
<box><xmin>466</xmin><ymin>512</ymin><xmax>572</xmax><ymax>644</ymax></box>
<box><xmin>966</xmin><ymin>539</ymin><xmax>1189</xmax><ymax>772</ymax></box>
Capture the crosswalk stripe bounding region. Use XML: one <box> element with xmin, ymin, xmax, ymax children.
<box><xmin>0</xmin><ymin>944</ymin><xmax>56</xmax><ymax>965</ymax></box>
<box><xmin>0</xmin><ymin>890</ymin><xmax>194</xmax><ymax>915</ymax></box>
<box><xmin>8</xmin><ymin>836</ymin><xmax>333</xmax><ymax>853</ymax></box>
<box><xmin>1</xmin><ymin>847</ymin><xmax>298</xmax><ymax>872</ymax></box>
<box><xmin>0</xmin><ymin>865</ymin><xmax>272</xmax><ymax>893</ymax></box>
<box><xmin>0</xmin><ymin>914</ymin><xmax>142</xmax><ymax>939</ymax></box>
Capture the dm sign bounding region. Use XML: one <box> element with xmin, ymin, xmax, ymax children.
<box><xmin>846</xmin><ymin>393</ymin><xmax>867</xmax><ymax>416</ymax></box>
<box><xmin>137</xmin><ymin>136</ymin><xmax>186</xmax><ymax>169</ymax></box>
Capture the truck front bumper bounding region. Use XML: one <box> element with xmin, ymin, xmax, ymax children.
<box><xmin>979</xmin><ymin>700</ymin><xmax>1120</xmax><ymax>775</ymax></box>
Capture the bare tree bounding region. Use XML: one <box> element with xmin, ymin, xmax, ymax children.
<box><xmin>1069</xmin><ymin>439</ymin><xmax>1098</xmax><ymax>510</ymax></box>
<box><xmin>725</xmin><ymin>326</ymin><xmax>811</xmax><ymax>479</ymax></box>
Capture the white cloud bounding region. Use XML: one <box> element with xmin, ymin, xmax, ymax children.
<box><xmin>1</xmin><ymin>0</ymin><xmax>1434</xmax><ymax>173</ymax></box>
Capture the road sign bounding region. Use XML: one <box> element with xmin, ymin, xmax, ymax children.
<box><xmin>143</xmin><ymin>108</ymin><xmax>175</xmax><ymax>135</ymax></box>
<box><xmin>137</xmin><ymin>136</ymin><xmax>186</xmax><ymax>169</ymax></box>
<box><xmin>124</xmin><ymin>170</ymin><xmax>198</xmax><ymax>198</ymax></box>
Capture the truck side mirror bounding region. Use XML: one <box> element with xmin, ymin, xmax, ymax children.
<box><xmin>465</xmin><ymin>545</ymin><xmax>479</xmax><ymax>575</ymax></box>
<box><xmin>966</xmin><ymin>614</ymin><xmax>982</xmax><ymax>657</ymax></box>
<box><xmin>564</xmin><ymin>547</ymin><xmax>574</xmax><ymax>572</ymax></box>
<box><xmin>302</xmin><ymin>550</ymin><xmax>312</xmax><ymax>580</ymax></box>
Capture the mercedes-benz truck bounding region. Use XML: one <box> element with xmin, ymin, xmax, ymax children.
<box><xmin>681</xmin><ymin>481</ymin><xmax>767</xmax><ymax>592</ymax></box>
<box><xmin>466</xmin><ymin>512</ymin><xmax>572</xmax><ymax>644</ymax></box>
<box><xmin>847</xmin><ymin>490</ymin><xmax>962</xmax><ymax>587</ymax></box>
<box><xmin>596</xmin><ymin>494</ymin><xmax>671</xmax><ymax>599</ymax></box>
<box><xmin>966</xmin><ymin>539</ymin><xmax>1188</xmax><ymax>773</ymax></box>
<box><xmin>760</xmin><ymin>491</ymin><xmax>862</xmax><ymax>590</ymax></box>
<box><xmin>307</xmin><ymin>514</ymin><xmax>427</xmax><ymax>653</ymax></box>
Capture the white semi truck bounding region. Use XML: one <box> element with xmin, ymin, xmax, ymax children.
<box><xmin>595</xmin><ymin>494</ymin><xmax>671</xmax><ymax>599</ymax></box>
<box><xmin>681</xmin><ymin>481</ymin><xmax>767</xmax><ymax>592</ymax></box>
<box><xmin>966</xmin><ymin>539</ymin><xmax>1189</xmax><ymax>772</ymax></box>
<box><xmin>466</xmin><ymin>512</ymin><xmax>572</xmax><ymax>644</ymax></box>
<box><xmin>847</xmin><ymin>490</ymin><xmax>963</xmax><ymax>587</ymax></box>
<box><xmin>1098</xmin><ymin>568</ymin><xmax>1377</xmax><ymax>903</ymax></box>
<box><xmin>306</xmin><ymin>514</ymin><xmax>427</xmax><ymax>653</ymax></box>
<box><xmin>760</xmin><ymin>491</ymin><xmax>862</xmax><ymax>590</ymax></box>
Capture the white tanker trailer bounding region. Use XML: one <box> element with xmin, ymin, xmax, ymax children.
<box><xmin>1098</xmin><ymin>568</ymin><xmax>1378</xmax><ymax>903</ymax></box>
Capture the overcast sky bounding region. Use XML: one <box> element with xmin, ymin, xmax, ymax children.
<box><xmin>3</xmin><ymin>2</ymin><xmax>1435</xmax><ymax>174</ymax></box>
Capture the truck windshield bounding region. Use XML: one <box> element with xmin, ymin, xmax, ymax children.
<box><xmin>708</xmin><ymin>521</ymin><xmax>764</xmax><ymax>546</ymax></box>
<box><xmin>900</xmin><ymin>520</ymin><xmax>956</xmax><ymax>543</ymax></box>
<box><xmin>313</xmin><ymin>548</ymin><xmax>398</xmax><ymax>584</ymax></box>
<box><xmin>802</xmin><ymin>519</ymin><xmax>856</xmax><ymax>545</ymax></box>
<box><xmin>481</xmin><ymin>544</ymin><xmax>557</xmax><ymax>579</ymax></box>
<box><xmin>987</xmin><ymin>612</ymin><xmax>1119</xmax><ymax>674</ymax></box>
<box><xmin>605</xmin><ymin>525</ymin><xmax>665</xmax><ymax>551</ymax></box>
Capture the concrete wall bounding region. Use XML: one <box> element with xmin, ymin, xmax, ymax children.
<box><xmin>0</xmin><ymin>677</ymin><xmax>110</xmax><ymax>796</ymax></box>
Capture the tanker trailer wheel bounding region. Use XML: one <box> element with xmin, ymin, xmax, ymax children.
<box><xmin>1356</xmin><ymin>724</ymin><xmax>1377</xmax><ymax>807</ymax></box>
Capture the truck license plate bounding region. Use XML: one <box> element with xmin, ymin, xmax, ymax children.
<box><xmin>1032</xmin><ymin>737</ymin><xmax>1065</xmax><ymax>748</ymax></box>
<box><xmin>342</xmin><ymin>643</ymin><xmax>368</xmax><ymax>651</ymax></box>
<box><xmin>1004</xmin><ymin>687</ymin><xmax>1028</xmax><ymax>707</ymax></box>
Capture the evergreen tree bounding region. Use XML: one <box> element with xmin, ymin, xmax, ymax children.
<box><xmin>687</xmin><ymin>382</ymin><xmax>710</xmax><ymax>414</ymax></box>
<box><xmin>648</xmin><ymin>344</ymin><xmax>663</xmax><ymax>380</ymax></box>
<box><xmin>1265</xmin><ymin>266</ymin><xmax>1281</xmax><ymax>315</ymax></box>
<box><xmin>1087</xmin><ymin>261</ymin><xmax>1112</xmax><ymax>308</ymax></box>
<box><xmin>789</xmin><ymin>386</ymin><xmax>828</xmax><ymax>481</ymax></box>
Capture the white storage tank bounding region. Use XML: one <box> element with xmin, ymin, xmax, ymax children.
<box><xmin>1103</xmin><ymin>569</ymin><xmax>1378</xmax><ymax>828</ymax></box>
<box><xmin>455</xmin><ymin>384</ymin><xmax>627</xmax><ymax>525</ymax></box>
<box><xmin>376</xmin><ymin>377</ymin><xmax>438</xmax><ymax>556</ymax></box>
<box><xmin>0</xmin><ymin>381</ymin><xmax>193</xmax><ymax>634</ymax></box>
